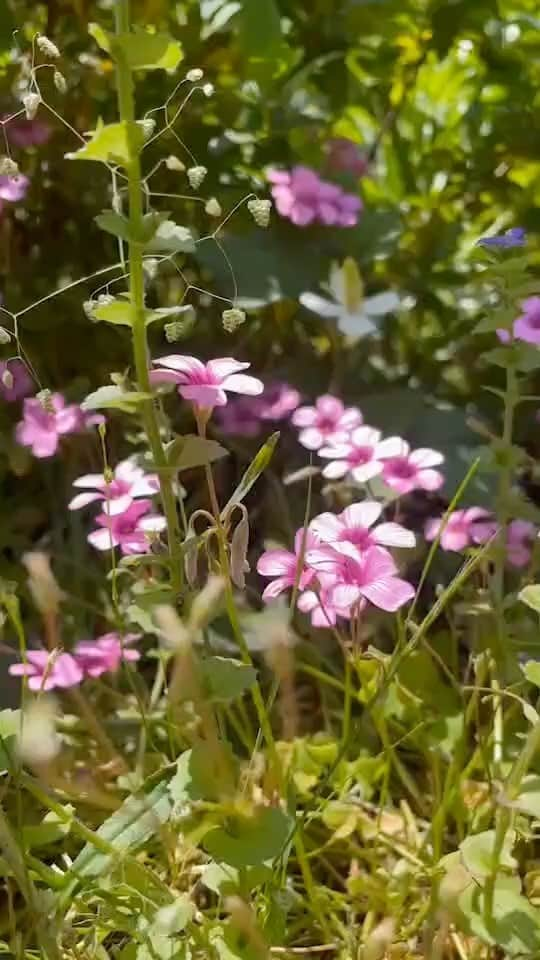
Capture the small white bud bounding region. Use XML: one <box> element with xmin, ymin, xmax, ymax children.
<box><xmin>0</xmin><ymin>327</ymin><xmax>12</xmax><ymax>345</ymax></box>
<box><xmin>247</xmin><ymin>198</ymin><xmax>271</xmax><ymax>228</ymax></box>
<box><xmin>143</xmin><ymin>258</ymin><xmax>159</xmax><ymax>280</ymax></box>
<box><xmin>166</xmin><ymin>155</ymin><xmax>185</xmax><ymax>172</ymax></box>
<box><xmin>137</xmin><ymin>117</ymin><xmax>156</xmax><ymax>140</ymax></box>
<box><xmin>22</xmin><ymin>92</ymin><xmax>40</xmax><ymax>120</ymax></box>
<box><xmin>37</xmin><ymin>35</ymin><xmax>61</xmax><ymax>59</ymax></box>
<box><xmin>83</xmin><ymin>294</ymin><xmax>115</xmax><ymax>321</ymax></box>
<box><xmin>205</xmin><ymin>196</ymin><xmax>222</xmax><ymax>217</ymax></box>
<box><xmin>0</xmin><ymin>157</ymin><xmax>19</xmax><ymax>178</ymax></box>
<box><xmin>53</xmin><ymin>70</ymin><xmax>67</xmax><ymax>94</ymax></box>
<box><xmin>187</xmin><ymin>165</ymin><xmax>207</xmax><ymax>190</ymax></box>
<box><xmin>1</xmin><ymin>369</ymin><xmax>14</xmax><ymax>390</ymax></box>
<box><xmin>202</xmin><ymin>83</ymin><xmax>214</xmax><ymax>98</ymax></box>
<box><xmin>222</xmin><ymin>307</ymin><xmax>246</xmax><ymax>333</ymax></box>
<box><xmin>186</xmin><ymin>68</ymin><xmax>204</xmax><ymax>82</ymax></box>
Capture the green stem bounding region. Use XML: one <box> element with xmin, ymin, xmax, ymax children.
<box><xmin>114</xmin><ymin>0</ymin><xmax>183</xmax><ymax>599</ymax></box>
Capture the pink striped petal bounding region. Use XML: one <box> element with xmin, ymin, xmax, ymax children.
<box><xmin>152</xmin><ymin>355</ymin><xmax>205</xmax><ymax>374</ymax></box>
<box><xmin>341</xmin><ymin>501</ymin><xmax>382</xmax><ymax>529</ymax></box>
<box><xmin>88</xmin><ymin>528</ymin><xmax>119</xmax><ymax>551</ymax></box>
<box><xmin>180</xmin><ymin>384</ymin><xmax>227</xmax><ymax>407</ymax></box>
<box><xmin>262</xmin><ymin>577</ymin><xmax>292</xmax><ymax>600</ymax></box>
<box><xmin>373</xmin><ymin>522</ymin><xmax>416</xmax><ymax>548</ymax></box>
<box><xmin>73</xmin><ymin>473</ymin><xmax>108</xmax><ymax>490</ymax></box>
<box><xmin>207</xmin><ymin>358</ymin><xmax>250</xmax><ymax>379</ymax></box>
<box><xmin>350</xmin><ymin>461</ymin><xmax>383</xmax><ymax>483</ymax></box>
<box><xmin>417</xmin><ymin>469</ymin><xmax>444</xmax><ymax>491</ymax></box>
<box><xmin>322</xmin><ymin>460</ymin><xmax>350</xmax><ymax>479</ymax></box>
<box><xmin>310</xmin><ymin>512</ymin><xmax>344</xmax><ymax>542</ymax></box>
<box><xmin>149</xmin><ymin>369</ymin><xmax>183</xmax><ymax>386</ymax></box>
<box><xmin>68</xmin><ymin>491</ymin><xmax>104</xmax><ymax>511</ymax></box>
<box><xmin>376</xmin><ymin>436</ymin><xmax>408</xmax><ymax>459</ymax></box>
<box><xmin>360</xmin><ymin>576</ymin><xmax>415</xmax><ymax>612</ymax></box>
<box><xmin>257</xmin><ymin>550</ymin><xmax>295</xmax><ymax>576</ymax></box>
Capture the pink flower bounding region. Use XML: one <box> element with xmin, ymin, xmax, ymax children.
<box><xmin>215</xmin><ymin>382</ymin><xmax>301</xmax><ymax>437</ymax></box>
<box><xmin>297</xmin><ymin>578</ymin><xmax>346</xmax><ymax>627</ymax></box>
<box><xmin>150</xmin><ymin>355</ymin><xmax>264</xmax><ymax>410</ymax></box>
<box><xmin>0</xmin><ymin>175</ymin><xmax>29</xmax><ymax>203</ymax></box>
<box><xmin>257</xmin><ymin>528</ymin><xmax>318</xmax><ymax>601</ymax></box>
<box><xmin>311</xmin><ymin>501</ymin><xmax>415</xmax><ymax>553</ymax></box>
<box><xmin>16</xmin><ymin>393</ymin><xmax>87</xmax><ymax>458</ymax></box>
<box><xmin>292</xmin><ymin>395</ymin><xmax>362</xmax><ymax>451</ymax></box>
<box><xmin>425</xmin><ymin>508</ymin><xmax>496</xmax><ymax>552</ymax></box>
<box><xmin>381</xmin><ymin>442</ymin><xmax>444</xmax><ymax>495</ymax></box>
<box><xmin>88</xmin><ymin>499</ymin><xmax>166</xmax><ymax>555</ymax></box>
<box><xmin>259</xmin><ymin>382</ymin><xmax>301</xmax><ymax>421</ymax></box>
<box><xmin>325</xmin><ymin>138</ymin><xmax>369</xmax><ymax>178</ymax></box>
<box><xmin>507</xmin><ymin>520</ymin><xmax>536</xmax><ymax>568</ymax></box>
<box><xmin>6</xmin><ymin>117</ymin><xmax>51</xmax><ymax>149</ymax></box>
<box><xmin>306</xmin><ymin>543</ymin><xmax>415</xmax><ymax>615</ymax></box>
<box><xmin>69</xmin><ymin>458</ymin><xmax>159</xmax><ymax>515</ymax></box>
<box><xmin>9</xmin><ymin>649</ymin><xmax>83</xmax><ymax>691</ymax></box>
<box><xmin>267</xmin><ymin>166</ymin><xmax>362</xmax><ymax>228</ymax></box>
<box><xmin>319</xmin><ymin>428</ymin><xmax>401</xmax><ymax>483</ymax></box>
<box><xmin>0</xmin><ymin>359</ymin><xmax>34</xmax><ymax>402</ymax></box>
<box><xmin>74</xmin><ymin>632</ymin><xmax>140</xmax><ymax>678</ymax></box>
<box><xmin>513</xmin><ymin>297</ymin><xmax>540</xmax><ymax>345</ymax></box>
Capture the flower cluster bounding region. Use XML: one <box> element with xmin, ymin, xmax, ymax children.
<box><xmin>9</xmin><ymin>633</ymin><xmax>140</xmax><ymax>691</ymax></box>
<box><xmin>16</xmin><ymin>393</ymin><xmax>102</xmax><ymax>458</ymax></box>
<box><xmin>267</xmin><ymin>166</ymin><xmax>362</xmax><ymax>228</ymax></box>
<box><xmin>425</xmin><ymin>509</ymin><xmax>536</xmax><ymax>568</ymax></box>
<box><xmin>215</xmin><ymin>381</ymin><xmax>301</xmax><ymax>436</ymax></box>
<box><xmin>69</xmin><ymin>458</ymin><xmax>164</xmax><ymax>555</ymax></box>
<box><xmin>257</xmin><ymin>501</ymin><xmax>415</xmax><ymax>626</ymax></box>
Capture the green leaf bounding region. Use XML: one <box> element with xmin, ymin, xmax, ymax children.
<box><xmin>70</xmin><ymin>779</ymin><xmax>172</xmax><ymax>879</ymax></box>
<box><xmin>523</xmin><ymin>661</ymin><xmax>540</xmax><ymax>688</ymax></box>
<box><xmin>200</xmin><ymin>657</ymin><xmax>257</xmax><ymax>702</ymax></box>
<box><xmin>0</xmin><ymin>710</ymin><xmax>19</xmax><ymax>775</ymax></box>
<box><xmin>238</xmin><ymin>0</ymin><xmax>284</xmax><ymax>82</ymax></box>
<box><xmin>150</xmin><ymin>896</ymin><xmax>194</xmax><ymax>936</ymax></box>
<box><xmin>520</xmin><ymin>586</ymin><xmax>540</xmax><ymax>614</ymax></box>
<box><xmin>89</xmin><ymin>22</ymin><xmax>112</xmax><ymax>53</ymax></box>
<box><xmin>168</xmin><ymin>745</ymin><xmax>237</xmax><ymax>808</ymax></box>
<box><xmin>66</xmin><ymin>119</ymin><xmax>144</xmax><ymax>166</ymax></box>
<box><xmin>460</xmin><ymin>829</ymin><xmax>517</xmax><ymax>880</ymax></box>
<box><xmin>457</xmin><ymin>878</ymin><xmax>540</xmax><ymax>956</ymax></box>
<box><xmin>95</xmin><ymin>210</ymin><xmax>132</xmax><ymax>241</ymax></box>
<box><xmin>112</xmin><ymin>32</ymin><xmax>183</xmax><ymax>72</ymax></box>
<box><xmin>203</xmin><ymin>806</ymin><xmax>292</xmax><ymax>867</ymax></box>
<box><xmin>81</xmin><ymin>385</ymin><xmax>151</xmax><ymax>412</ymax></box>
<box><xmin>93</xmin><ymin>299</ymin><xmax>133</xmax><ymax>326</ymax></box>
<box><xmin>148</xmin><ymin>221</ymin><xmax>196</xmax><ymax>255</ymax></box>
<box><xmin>22</xmin><ymin>806</ymin><xmax>74</xmax><ymax>850</ymax></box>
<box><xmin>164</xmin><ymin>435</ymin><xmax>229</xmax><ymax>472</ymax></box>
<box><xmin>222</xmin><ymin>433</ymin><xmax>279</xmax><ymax>516</ymax></box>
<box><xmin>145</xmin><ymin>305</ymin><xmax>195</xmax><ymax>328</ymax></box>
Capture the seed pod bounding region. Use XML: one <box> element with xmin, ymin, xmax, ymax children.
<box><xmin>187</xmin><ymin>165</ymin><xmax>208</xmax><ymax>190</ymax></box>
<box><xmin>0</xmin><ymin>157</ymin><xmax>19</xmax><ymax>178</ymax></box>
<box><xmin>186</xmin><ymin>68</ymin><xmax>204</xmax><ymax>82</ymax></box>
<box><xmin>166</xmin><ymin>155</ymin><xmax>185</xmax><ymax>172</ymax></box>
<box><xmin>22</xmin><ymin>92</ymin><xmax>40</xmax><ymax>120</ymax></box>
<box><xmin>143</xmin><ymin>258</ymin><xmax>159</xmax><ymax>280</ymax></box>
<box><xmin>37</xmin><ymin>35</ymin><xmax>61</xmax><ymax>59</ymax></box>
<box><xmin>230</xmin><ymin>508</ymin><xmax>250</xmax><ymax>590</ymax></box>
<box><xmin>202</xmin><ymin>83</ymin><xmax>214</xmax><ymax>98</ymax></box>
<box><xmin>222</xmin><ymin>307</ymin><xmax>246</xmax><ymax>333</ymax></box>
<box><xmin>205</xmin><ymin>196</ymin><xmax>222</xmax><ymax>218</ymax></box>
<box><xmin>53</xmin><ymin>70</ymin><xmax>67</xmax><ymax>93</ymax></box>
<box><xmin>0</xmin><ymin>327</ymin><xmax>11</xmax><ymax>345</ymax></box>
<box><xmin>1</xmin><ymin>369</ymin><xmax>14</xmax><ymax>390</ymax></box>
<box><xmin>137</xmin><ymin>117</ymin><xmax>156</xmax><ymax>140</ymax></box>
<box><xmin>247</xmin><ymin>198</ymin><xmax>271</xmax><ymax>228</ymax></box>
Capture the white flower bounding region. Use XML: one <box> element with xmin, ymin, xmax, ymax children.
<box><xmin>300</xmin><ymin>258</ymin><xmax>400</xmax><ymax>338</ymax></box>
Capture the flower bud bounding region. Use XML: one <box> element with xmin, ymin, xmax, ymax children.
<box><xmin>202</xmin><ymin>83</ymin><xmax>214</xmax><ymax>98</ymax></box>
<box><xmin>247</xmin><ymin>198</ymin><xmax>271</xmax><ymax>228</ymax></box>
<box><xmin>1</xmin><ymin>368</ymin><xmax>14</xmax><ymax>390</ymax></box>
<box><xmin>22</xmin><ymin>92</ymin><xmax>40</xmax><ymax>120</ymax></box>
<box><xmin>222</xmin><ymin>307</ymin><xmax>246</xmax><ymax>333</ymax></box>
<box><xmin>53</xmin><ymin>70</ymin><xmax>67</xmax><ymax>93</ymax></box>
<box><xmin>37</xmin><ymin>35</ymin><xmax>61</xmax><ymax>59</ymax></box>
<box><xmin>186</xmin><ymin>68</ymin><xmax>204</xmax><ymax>82</ymax></box>
<box><xmin>166</xmin><ymin>155</ymin><xmax>185</xmax><ymax>172</ymax></box>
<box><xmin>205</xmin><ymin>197</ymin><xmax>222</xmax><ymax>218</ymax></box>
<box><xmin>0</xmin><ymin>157</ymin><xmax>19</xmax><ymax>178</ymax></box>
<box><xmin>0</xmin><ymin>327</ymin><xmax>11</xmax><ymax>345</ymax></box>
<box><xmin>187</xmin><ymin>165</ymin><xmax>207</xmax><ymax>190</ymax></box>
<box><xmin>137</xmin><ymin>118</ymin><xmax>156</xmax><ymax>140</ymax></box>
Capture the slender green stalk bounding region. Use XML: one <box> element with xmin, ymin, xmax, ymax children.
<box><xmin>114</xmin><ymin>0</ymin><xmax>183</xmax><ymax>598</ymax></box>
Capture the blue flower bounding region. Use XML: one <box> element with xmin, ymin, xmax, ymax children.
<box><xmin>477</xmin><ymin>227</ymin><xmax>526</xmax><ymax>249</ymax></box>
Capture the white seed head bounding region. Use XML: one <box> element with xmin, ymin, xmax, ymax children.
<box><xmin>83</xmin><ymin>294</ymin><xmax>114</xmax><ymax>321</ymax></box>
<box><xmin>202</xmin><ymin>83</ymin><xmax>214</xmax><ymax>98</ymax></box>
<box><xmin>53</xmin><ymin>70</ymin><xmax>67</xmax><ymax>93</ymax></box>
<box><xmin>0</xmin><ymin>327</ymin><xmax>12</xmax><ymax>345</ymax></box>
<box><xmin>247</xmin><ymin>198</ymin><xmax>271</xmax><ymax>228</ymax></box>
<box><xmin>187</xmin><ymin>165</ymin><xmax>208</xmax><ymax>190</ymax></box>
<box><xmin>1</xmin><ymin>369</ymin><xmax>14</xmax><ymax>390</ymax></box>
<box><xmin>37</xmin><ymin>388</ymin><xmax>55</xmax><ymax>413</ymax></box>
<box><xmin>22</xmin><ymin>92</ymin><xmax>41</xmax><ymax>120</ymax></box>
<box><xmin>165</xmin><ymin>312</ymin><xmax>195</xmax><ymax>342</ymax></box>
<box><xmin>37</xmin><ymin>35</ymin><xmax>61</xmax><ymax>59</ymax></box>
<box><xmin>166</xmin><ymin>155</ymin><xmax>186</xmax><ymax>172</ymax></box>
<box><xmin>222</xmin><ymin>307</ymin><xmax>246</xmax><ymax>333</ymax></box>
<box><xmin>186</xmin><ymin>68</ymin><xmax>204</xmax><ymax>82</ymax></box>
<box><xmin>0</xmin><ymin>157</ymin><xmax>19</xmax><ymax>178</ymax></box>
<box><xmin>137</xmin><ymin>117</ymin><xmax>156</xmax><ymax>140</ymax></box>
<box><xmin>205</xmin><ymin>196</ymin><xmax>222</xmax><ymax>217</ymax></box>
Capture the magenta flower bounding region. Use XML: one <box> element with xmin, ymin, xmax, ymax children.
<box><xmin>0</xmin><ymin>359</ymin><xmax>34</xmax><ymax>402</ymax></box>
<box><xmin>311</xmin><ymin>501</ymin><xmax>415</xmax><ymax>553</ymax></box>
<box><xmin>267</xmin><ymin>166</ymin><xmax>362</xmax><ymax>228</ymax></box>
<box><xmin>0</xmin><ymin>174</ymin><xmax>29</xmax><ymax>203</ymax></box>
<box><xmin>425</xmin><ymin>508</ymin><xmax>496</xmax><ymax>552</ymax></box>
<box><xmin>257</xmin><ymin>528</ymin><xmax>318</xmax><ymax>601</ymax></box>
<box><xmin>16</xmin><ymin>393</ymin><xmax>88</xmax><ymax>458</ymax></box>
<box><xmin>215</xmin><ymin>382</ymin><xmax>301</xmax><ymax>437</ymax></box>
<box><xmin>381</xmin><ymin>442</ymin><xmax>444</xmax><ymax>495</ymax></box>
<box><xmin>325</xmin><ymin>138</ymin><xmax>369</xmax><ymax>178</ymax></box>
<box><xmin>69</xmin><ymin>458</ymin><xmax>159</xmax><ymax>515</ymax></box>
<box><xmin>506</xmin><ymin>521</ymin><xmax>536</xmax><ymax>568</ymax></box>
<box><xmin>292</xmin><ymin>395</ymin><xmax>362</xmax><ymax>451</ymax></box>
<box><xmin>259</xmin><ymin>382</ymin><xmax>301</xmax><ymax>421</ymax></box>
<box><xmin>9</xmin><ymin>649</ymin><xmax>83</xmax><ymax>691</ymax></box>
<box><xmin>306</xmin><ymin>543</ymin><xmax>415</xmax><ymax>615</ymax></box>
<box><xmin>297</xmin><ymin>578</ymin><xmax>345</xmax><ymax>627</ymax></box>
<box><xmin>88</xmin><ymin>499</ymin><xmax>166</xmax><ymax>555</ymax></box>
<box><xmin>74</xmin><ymin>632</ymin><xmax>140</xmax><ymax>678</ymax></box>
<box><xmin>319</xmin><ymin>428</ymin><xmax>401</xmax><ymax>483</ymax></box>
<box><xmin>6</xmin><ymin>118</ymin><xmax>51</xmax><ymax>149</ymax></box>
<box><xmin>150</xmin><ymin>355</ymin><xmax>264</xmax><ymax>410</ymax></box>
<box><xmin>513</xmin><ymin>297</ymin><xmax>540</xmax><ymax>345</ymax></box>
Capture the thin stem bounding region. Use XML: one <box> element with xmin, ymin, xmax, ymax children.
<box><xmin>114</xmin><ymin>0</ymin><xmax>183</xmax><ymax>599</ymax></box>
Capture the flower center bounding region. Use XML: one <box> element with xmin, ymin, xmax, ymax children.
<box><xmin>387</xmin><ymin>457</ymin><xmax>416</xmax><ymax>479</ymax></box>
<box><xmin>349</xmin><ymin>445</ymin><xmax>373</xmax><ymax>466</ymax></box>
<box><xmin>340</xmin><ymin>528</ymin><xmax>373</xmax><ymax>550</ymax></box>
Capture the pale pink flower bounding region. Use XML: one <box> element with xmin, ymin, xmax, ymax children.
<box><xmin>0</xmin><ymin>174</ymin><xmax>29</xmax><ymax>203</ymax></box>
<box><xmin>74</xmin><ymin>632</ymin><xmax>140</xmax><ymax>678</ymax></box>
<box><xmin>267</xmin><ymin>166</ymin><xmax>362</xmax><ymax>228</ymax></box>
<box><xmin>506</xmin><ymin>520</ymin><xmax>536</xmax><ymax>568</ymax></box>
<box><xmin>0</xmin><ymin>359</ymin><xmax>33</xmax><ymax>402</ymax></box>
<box><xmin>69</xmin><ymin>458</ymin><xmax>159</xmax><ymax>515</ymax></box>
<box><xmin>381</xmin><ymin>442</ymin><xmax>444</xmax><ymax>495</ymax></box>
<box><xmin>6</xmin><ymin>117</ymin><xmax>50</xmax><ymax>149</ymax></box>
<box><xmin>306</xmin><ymin>543</ymin><xmax>415</xmax><ymax>615</ymax></box>
<box><xmin>297</xmin><ymin>578</ymin><xmax>347</xmax><ymax>628</ymax></box>
<box><xmin>215</xmin><ymin>382</ymin><xmax>301</xmax><ymax>436</ymax></box>
<box><xmin>311</xmin><ymin>501</ymin><xmax>415</xmax><ymax>553</ymax></box>
<box><xmin>16</xmin><ymin>393</ymin><xmax>86</xmax><ymax>458</ymax></box>
<box><xmin>513</xmin><ymin>297</ymin><xmax>540</xmax><ymax>345</ymax></box>
<box><xmin>150</xmin><ymin>355</ymin><xmax>263</xmax><ymax>410</ymax></box>
<box><xmin>292</xmin><ymin>395</ymin><xmax>362</xmax><ymax>451</ymax></box>
<box><xmin>88</xmin><ymin>499</ymin><xmax>166</xmax><ymax>555</ymax></box>
<box><xmin>319</xmin><ymin>428</ymin><xmax>401</xmax><ymax>483</ymax></box>
<box><xmin>9</xmin><ymin>649</ymin><xmax>83</xmax><ymax>691</ymax></box>
<box><xmin>425</xmin><ymin>508</ymin><xmax>496</xmax><ymax>552</ymax></box>
<box><xmin>257</xmin><ymin>528</ymin><xmax>318</xmax><ymax>601</ymax></box>
<box><xmin>259</xmin><ymin>382</ymin><xmax>301</xmax><ymax>421</ymax></box>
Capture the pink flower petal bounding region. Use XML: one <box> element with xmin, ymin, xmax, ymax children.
<box><xmin>262</xmin><ymin>577</ymin><xmax>292</xmax><ymax>600</ymax></box>
<box><xmin>180</xmin><ymin>384</ymin><xmax>227</xmax><ymax>407</ymax></box>
<box><xmin>152</xmin><ymin>355</ymin><xmax>205</xmax><ymax>374</ymax></box>
<box><xmin>310</xmin><ymin>512</ymin><xmax>344</xmax><ymax>542</ymax></box>
<box><xmin>417</xmin><ymin>469</ymin><xmax>444</xmax><ymax>491</ymax></box>
<box><xmin>88</xmin><ymin>528</ymin><xmax>119</xmax><ymax>551</ymax></box>
<box><xmin>341</xmin><ymin>502</ymin><xmax>382</xmax><ymax>530</ymax></box>
<box><xmin>257</xmin><ymin>550</ymin><xmax>295</xmax><ymax>576</ymax></box>
<box><xmin>68</xmin><ymin>491</ymin><xmax>104</xmax><ymax>511</ymax></box>
<box><xmin>409</xmin><ymin>448</ymin><xmax>444</xmax><ymax>468</ymax></box>
<box><xmin>207</xmin><ymin>358</ymin><xmax>250</xmax><ymax>379</ymax></box>
<box><xmin>322</xmin><ymin>460</ymin><xmax>350</xmax><ymax>479</ymax></box>
<box><xmin>361</xmin><ymin>576</ymin><xmax>415</xmax><ymax>612</ymax></box>
<box><xmin>221</xmin><ymin>374</ymin><xmax>264</xmax><ymax>396</ymax></box>
<box><xmin>373</xmin><ymin>522</ymin><xmax>416</xmax><ymax>548</ymax></box>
